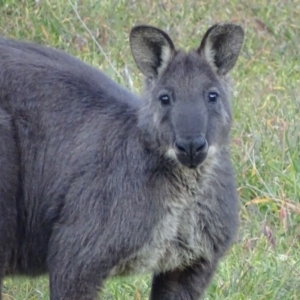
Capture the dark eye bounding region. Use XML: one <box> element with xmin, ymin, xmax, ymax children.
<box><xmin>208</xmin><ymin>92</ymin><xmax>219</xmax><ymax>103</ymax></box>
<box><xmin>159</xmin><ymin>94</ymin><xmax>171</xmax><ymax>106</ymax></box>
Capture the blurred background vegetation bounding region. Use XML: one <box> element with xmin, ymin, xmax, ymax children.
<box><xmin>0</xmin><ymin>0</ymin><xmax>299</xmax><ymax>299</ymax></box>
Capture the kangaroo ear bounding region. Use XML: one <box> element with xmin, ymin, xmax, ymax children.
<box><xmin>198</xmin><ymin>23</ymin><xmax>244</xmax><ymax>75</ymax></box>
<box><xmin>130</xmin><ymin>25</ymin><xmax>175</xmax><ymax>78</ymax></box>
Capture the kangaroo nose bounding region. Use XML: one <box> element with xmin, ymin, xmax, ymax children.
<box><xmin>175</xmin><ymin>136</ymin><xmax>207</xmax><ymax>157</ymax></box>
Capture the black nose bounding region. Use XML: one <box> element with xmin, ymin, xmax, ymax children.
<box><xmin>175</xmin><ymin>136</ymin><xmax>207</xmax><ymax>158</ymax></box>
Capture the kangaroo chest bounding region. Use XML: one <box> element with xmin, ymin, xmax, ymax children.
<box><xmin>110</xmin><ymin>193</ymin><xmax>216</xmax><ymax>277</ymax></box>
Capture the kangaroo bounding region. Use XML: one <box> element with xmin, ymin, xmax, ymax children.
<box><xmin>0</xmin><ymin>23</ymin><xmax>244</xmax><ymax>299</ymax></box>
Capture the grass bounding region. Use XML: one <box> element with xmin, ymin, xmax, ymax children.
<box><xmin>0</xmin><ymin>0</ymin><xmax>299</xmax><ymax>299</ymax></box>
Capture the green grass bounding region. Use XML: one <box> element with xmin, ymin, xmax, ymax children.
<box><xmin>0</xmin><ymin>0</ymin><xmax>299</xmax><ymax>299</ymax></box>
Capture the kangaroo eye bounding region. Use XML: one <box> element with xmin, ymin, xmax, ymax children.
<box><xmin>159</xmin><ymin>94</ymin><xmax>171</xmax><ymax>106</ymax></box>
<box><xmin>208</xmin><ymin>92</ymin><xmax>219</xmax><ymax>102</ymax></box>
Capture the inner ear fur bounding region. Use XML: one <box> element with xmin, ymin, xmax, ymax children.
<box><xmin>130</xmin><ymin>25</ymin><xmax>175</xmax><ymax>78</ymax></box>
<box><xmin>198</xmin><ymin>23</ymin><xmax>244</xmax><ymax>75</ymax></box>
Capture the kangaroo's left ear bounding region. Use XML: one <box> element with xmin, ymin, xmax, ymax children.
<box><xmin>198</xmin><ymin>23</ymin><xmax>244</xmax><ymax>75</ymax></box>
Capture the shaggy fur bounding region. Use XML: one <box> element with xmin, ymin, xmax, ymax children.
<box><xmin>0</xmin><ymin>23</ymin><xmax>244</xmax><ymax>300</ymax></box>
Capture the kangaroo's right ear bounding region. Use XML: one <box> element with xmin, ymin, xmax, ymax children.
<box><xmin>130</xmin><ymin>25</ymin><xmax>175</xmax><ymax>79</ymax></box>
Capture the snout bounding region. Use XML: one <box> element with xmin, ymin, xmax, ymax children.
<box><xmin>174</xmin><ymin>136</ymin><xmax>208</xmax><ymax>168</ymax></box>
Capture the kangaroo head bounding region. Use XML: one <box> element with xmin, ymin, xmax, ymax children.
<box><xmin>130</xmin><ymin>23</ymin><xmax>244</xmax><ymax>168</ymax></box>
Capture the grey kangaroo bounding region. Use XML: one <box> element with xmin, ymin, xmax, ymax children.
<box><xmin>0</xmin><ymin>23</ymin><xmax>244</xmax><ymax>299</ymax></box>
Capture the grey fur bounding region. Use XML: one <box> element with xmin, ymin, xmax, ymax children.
<box><xmin>0</xmin><ymin>23</ymin><xmax>244</xmax><ymax>300</ymax></box>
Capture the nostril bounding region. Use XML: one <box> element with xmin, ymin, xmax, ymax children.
<box><xmin>175</xmin><ymin>143</ymin><xmax>185</xmax><ymax>152</ymax></box>
<box><xmin>195</xmin><ymin>144</ymin><xmax>205</xmax><ymax>153</ymax></box>
<box><xmin>193</xmin><ymin>137</ymin><xmax>207</xmax><ymax>155</ymax></box>
<box><xmin>175</xmin><ymin>140</ymin><xmax>188</xmax><ymax>154</ymax></box>
<box><xmin>195</xmin><ymin>142</ymin><xmax>206</xmax><ymax>152</ymax></box>
<box><xmin>175</xmin><ymin>139</ymin><xmax>191</xmax><ymax>155</ymax></box>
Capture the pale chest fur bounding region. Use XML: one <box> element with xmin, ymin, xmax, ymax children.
<box><xmin>111</xmin><ymin>194</ymin><xmax>216</xmax><ymax>277</ymax></box>
<box><xmin>111</xmin><ymin>150</ymin><xmax>221</xmax><ymax>277</ymax></box>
